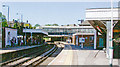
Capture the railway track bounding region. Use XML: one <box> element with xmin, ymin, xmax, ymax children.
<box><xmin>39</xmin><ymin>43</ymin><xmax>65</xmax><ymax>66</ymax></box>
<box><xmin>1</xmin><ymin>44</ymin><xmax>57</xmax><ymax>67</ymax></box>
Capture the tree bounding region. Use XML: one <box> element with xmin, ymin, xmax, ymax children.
<box><xmin>2</xmin><ymin>15</ymin><xmax>8</xmax><ymax>27</ymax></box>
<box><xmin>0</xmin><ymin>12</ymin><xmax>2</xmax><ymax>28</ymax></box>
<box><xmin>34</xmin><ymin>24</ymin><xmax>40</xmax><ymax>27</ymax></box>
<box><xmin>52</xmin><ymin>24</ymin><xmax>59</xmax><ymax>26</ymax></box>
<box><xmin>0</xmin><ymin>12</ymin><xmax>8</xmax><ymax>27</ymax></box>
<box><xmin>45</xmin><ymin>24</ymin><xmax>59</xmax><ymax>26</ymax></box>
<box><xmin>45</xmin><ymin>24</ymin><xmax>52</xmax><ymax>26</ymax></box>
<box><xmin>13</xmin><ymin>22</ymin><xmax>17</xmax><ymax>28</ymax></box>
<box><xmin>29</xmin><ymin>24</ymin><xmax>33</xmax><ymax>29</ymax></box>
<box><xmin>33</xmin><ymin>26</ymin><xmax>36</xmax><ymax>29</ymax></box>
<box><xmin>13</xmin><ymin>20</ymin><xmax>20</xmax><ymax>28</ymax></box>
<box><xmin>1</xmin><ymin>13</ymin><xmax>8</xmax><ymax>48</ymax></box>
<box><xmin>0</xmin><ymin>12</ymin><xmax>2</xmax><ymax>22</ymax></box>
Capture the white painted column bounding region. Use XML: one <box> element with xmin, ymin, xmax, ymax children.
<box><xmin>72</xmin><ymin>34</ymin><xmax>75</xmax><ymax>44</ymax></box>
<box><xmin>109</xmin><ymin>1</ymin><xmax>114</xmax><ymax>66</ymax></box>
<box><xmin>76</xmin><ymin>35</ymin><xmax>78</xmax><ymax>46</ymax></box>
<box><xmin>106</xmin><ymin>21</ymin><xmax>110</xmax><ymax>58</ymax></box>
<box><xmin>81</xmin><ymin>43</ymin><xmax>83</xmax><ymax>48</ymax></box>
<box><xmin>94</xmin><ymin>30</ymin><xmax>97</xmax><ymax>49</ymax></box>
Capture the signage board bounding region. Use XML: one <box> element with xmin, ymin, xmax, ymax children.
<box><xmin>5</xmin><ymin>28</ymin><xmax>18</xmax><ymax>47</ymax></box>
<box><xmin>79</xmin><ymin>37</ymin><xmax>85</xmax><ymax>43</ymax></box>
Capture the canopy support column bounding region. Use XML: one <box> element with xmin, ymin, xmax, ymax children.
<box><xmin>94</xmin><ymin>30</ymin><xmax>97</xmax><ymax>49</ymax></box>
<box><xmin>106</xmin><ymin>21</ymin><xmax>110</xmax><ymax>58</ymax></box>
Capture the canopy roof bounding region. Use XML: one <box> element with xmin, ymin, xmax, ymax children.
<box><xmin>88</xmin><ymin>20</ymin><xmax>119</xmax><ymax>35</ymax></box>
<box><xmin>23</xmin><ymin>29</ymin><xmax>48</xmax><ymax>35</ymax></box>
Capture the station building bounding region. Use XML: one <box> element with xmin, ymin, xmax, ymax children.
<box><xmin>85</xmin><ymin>7</ymin><xmax>120</xmax><ymax>58</ymax></box>
<box><xmin>72</xmin><ymin>21</ymin><xmax>103</xmax><ymax>49</ymax></box>
<box><xmin>40</xmin><ymin>21</ymin><xmax>103</xmax><ymax>49</ymax></box>
<box><xmin>22</xmin><ymin>29</ymin><xmax>48</xmax><ymax>46</ymax></box>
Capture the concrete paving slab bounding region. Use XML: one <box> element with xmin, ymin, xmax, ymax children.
<box><xmin>48</xmin><ymin>43</ymin><xmax>119</xmax><ymax>66</ymax></box>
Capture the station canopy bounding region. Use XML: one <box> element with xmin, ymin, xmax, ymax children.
<box><xmin>87</xmin><ymin>20</ymin><xmax>119</xmax><ymax>35</ymax></box>
<box><xmin>23</xmin><ymin>29</ymin><xmax>48</xmax><ymax>35</ymax></box>
<box><xmin>85</xmin><ymin>8</ymin><xmax>120</xmax><ymax>35</ymax></box>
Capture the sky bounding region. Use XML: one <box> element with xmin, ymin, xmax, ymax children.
<box><xmin>1</xmin><ymin>1</ymin><xmax>119</xmax><ymax>26</ymax></box>
<box><xmin>0</xmin><ymin>0</ymin><xmax>119</xmax><ymax>2</ymax></box>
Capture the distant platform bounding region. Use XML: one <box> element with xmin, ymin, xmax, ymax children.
<box><xmin>0</xmin><ymin>45</ymin><xmax>41</xmax><ymax>54</ymax></box>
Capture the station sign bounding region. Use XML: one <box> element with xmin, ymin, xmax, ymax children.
<box><xmin>79</xmin><ymin>37</ymin><xmax>85</xmax><ymax>43</ymax></box>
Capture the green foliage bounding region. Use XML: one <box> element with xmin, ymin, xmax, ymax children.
<box><xmin>45</xmin><ymin>24</ymin><xmax>52</xmax><ymax>26</ymax></box>
<box><xmin>0</xmin><ymin>12</ymin><xmax>8</xmax><ymax>27</ymax></box>
<box><xmin>13</xmin><ymin>23</ymin><xmax>17</xmax><ymax>28</ymax></box>
<box><xmin>33</xmin><ymin>26</ymin><xmax>36</xmax><ymax>29</ymax></box>
<box><xmin>13</xmin><ymin>20</ymin><xmax>21</xmax><ymax>29</ymax></box>
<box><xmin>34</xmin><ymin>24</ymin><xmax>40</xmax><ymax>27</ymax></box>
<box><xmin>52</xmin><ymin>24</ymin><xmax>59</xmax><ymax>26</ymax></box>
<box><xmin>0</xmin><ymin>12</ymin><xmax>2</xmax><ymax>17</ymax></box>
<box><xmin>2</xmin><ymin>19</ymin><xmax>8</xmax><ymax>27</ymax></box>
<box><xmin>29</xmin><ymin>24</ymin><xmax>33</xmax><ymax>29</ymax></box>
<box><xmin>0</xmin><ymin>23</ymin><xmax>1</xmax><ymax>27</ymax></box>
<box><xmin>45</xmin><ymin>24</ymin><xmax>59</xmax><ymax>26</ymax></box>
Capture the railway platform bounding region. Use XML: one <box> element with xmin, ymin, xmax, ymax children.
<box><xmin>0</xmin><ymin>45</ymin><xmax>43</xmax><ymax>54</ymax></box>
<box><xmin>48</xmin><ymin>43</ymin><xmax>119</xmax><ymax>66</ymax></box>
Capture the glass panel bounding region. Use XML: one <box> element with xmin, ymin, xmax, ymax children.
<box><xmin>99</xmin><ymin>38</ymin><xmax>104</xmax><ymax>47</ymax></box>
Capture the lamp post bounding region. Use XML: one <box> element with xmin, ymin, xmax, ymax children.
<box><xmin>78</xmin><ymin>20</ymin><xmax>84</xmax><ymax>48</ymax></box>
<box><xmin>2</xmin><ymin>5</ymin><xmax>9</xmax><ymax>23</ymax></box>
<box><xmin>16</xmin><ymin>13</ymin><xmax>23</xmax><ymax>23</ymax></box>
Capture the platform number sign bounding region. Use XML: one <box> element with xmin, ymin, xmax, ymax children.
<box><xmin>79</xmin><ymin>37</ymin><xmax>85</xmax><ymax>43</ymax></box>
